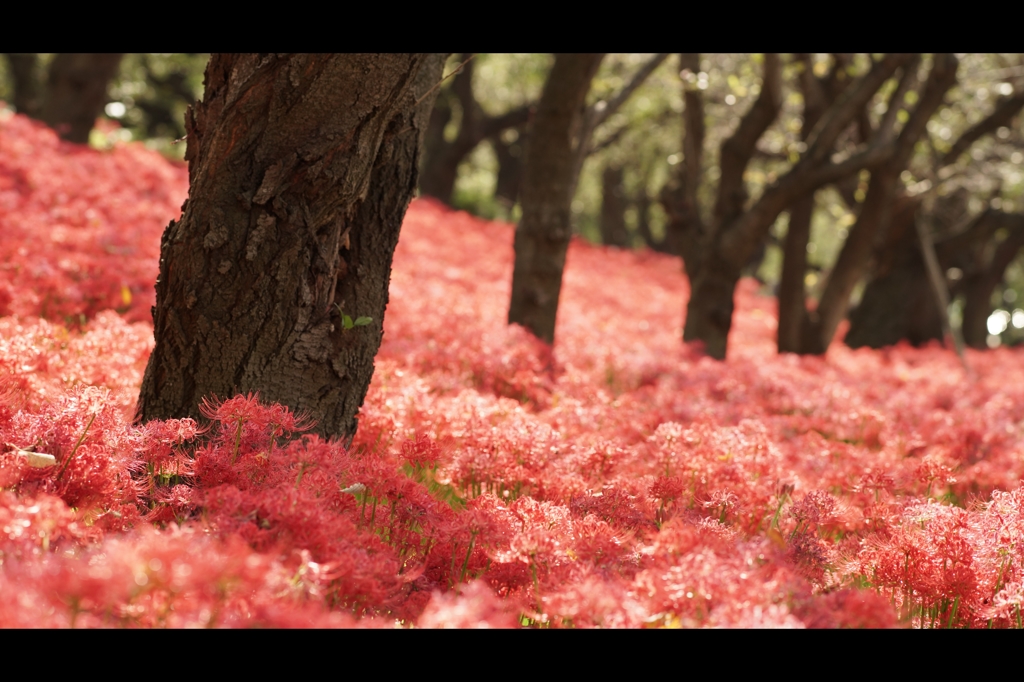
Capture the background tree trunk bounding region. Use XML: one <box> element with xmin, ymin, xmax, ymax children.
<box><xmin>680</xmin><ymin>53</ymin><xmax>783</xmax><ymax>359</ymax></box>
<box><xmin>777</xmin><ymin>53</ymin><xmax>849</xmax><ymax>354</ymax></box>
<box><xmin>508</xmin><ymin>53</ymin><xmax>604</xmax><ymax>344</ymax></box>
<box><xmin>492</xmin><ymin>127</ymin><xmax>526</xmax><ymax>209</ymax></box>
<box><xmin>3</xmin><ymin>53</ymin><xmax>43</xmax><ymax>118</ymax></box>
<box><xmin>137</xmin><ymin>53</ymin><xmax>446</xmax><ymax>442</ymax></box>
<box><xmin>844</xmin><ymin>198</ymin><xmax>945</xmax><ymax>348</ymax></box>
<box><xmin>599</xmin><ymin>164</ymin><xmax>629</xmax><ymax>247</ymax></box>
<box><xmin>42</xmin><ymin>54</ymin><xmax>123</xmax><ymax>143</ymax></box>
<box><xmin>779</xmin><ymin>54</ymin><xmax>957</xmax><ymax>355</ymax></box>
<box><xmin>846</xmin><ymin>84</ymin><xmax>1024</xmax><ymax>351</ymax></box>
<box><xmin>418</xmin><ymin>54</ymin><xmax>531</xmax><ymax>205</ymax></box>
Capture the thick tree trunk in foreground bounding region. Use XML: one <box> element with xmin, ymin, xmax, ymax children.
<box><xmin>508</xmin><ymin>53</ymin><xmax>604</xmax><ymax>344</ymax></box>
<box><xmin>42</xmin><ymin>53</ymin><xmax>123</xmax><ymax>143</ymax></box>
<box><xmin>137</xmin><ymin>54</ymin><xmax>446</xmax><ymax>442</ymax></box>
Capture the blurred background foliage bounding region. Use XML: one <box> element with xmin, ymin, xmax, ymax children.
<box><xmin>1</xmin><ymin>53</ymin><xmax>1023</xmax><ymax>348</ymax></box>
<box><xmin>0</xmin><ymin>53</ymin><xmax>207</xmax><ymax>159</ymax></box>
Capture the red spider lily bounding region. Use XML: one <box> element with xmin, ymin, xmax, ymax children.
<box><xmin>6</xmin><ymin>113</ymin><xmax>1024</xmax><ymax>626</ymax></box>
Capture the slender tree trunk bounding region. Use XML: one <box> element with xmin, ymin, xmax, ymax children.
<box><xmin>418</xmin><ymin>138</ymin><xmax>464</xmax><ymax>203</ymax></box>
<box><xmin>42</xmin><ymin>53</ymin><xmax>123</xmax><ymax>144</ymax></box>
<box><xmin>493</xmin><ymin>128</ymin><xmax>526</xmax><ymax>208</ymax></box>
<box><xmin>4</xmin><ymin>53</ymin><xmax>43</xmax><ymax>118</ymax></box>
<box><xmin>777</xmin><ymin>192</ymin><xmax>814</xmax><ymax>352</ymax></box>
<box><xmin>801</xmin><ymin>166</ymin><xmax>903</xmax><ymax>353</ymax></box>
<box><xmin>661</xmin><ymin>53</ymin><xmax>705</xmax><ymax>265</ymax></box>
<box><xmin>137</xmin><ymin>54</ymin><xmax>446</xmax><ymax>443</ymax></box>
<box><xmin>636</xmin><ymin>182</ymin><xmax>671</xmax><ymax>254</ymax></box>
<box><xmin>508</xmin><ymin>54</ymin><xmax>604</xmax><ymax>344</ymax></box>
<box><xmin>599</xmin><ymin>164</ymin><xmax>629</xmax><ymax>247</ymax></box>
<box><xmin>777</xmin><ymin>53</ymin><xmax>841</xmax><ymax>354</ymax></box>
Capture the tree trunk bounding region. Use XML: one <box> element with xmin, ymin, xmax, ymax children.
<box><xmin>3</xmin><ymin>53</ymin><xmax>43</xmax><ymax>118</ymax></box>
<box><xmin>42</xmin><ymin>53</ymin><xmax>123</xmax><ymax>144</ymax></box>
<box><xmin>846</xmin><ymin>258</ymin><xmax>943</xmax><ymax>348</ymax></box>
<box><xmin>493</xmin><ymin>128</ymin><xmax>526</xmax><ymax>208</ymax></box>
<box><xmin>844</xmin><ymin>199</ymin><xmax>944</xmax><ymax>348</ymax></box>
<box><xmin>777</xmin><ymin>54</ymin><xmax>842</xmax><ymax>354</ymax></box>
<box><xmin>636</xmin><ymin>183</ymin><xmax>672</xmax><ymax>254</ymax></box>
<box><xmin>847</xmin><ymin>204</ymin><xmax>1024</xmax><ymax>350</ymax></box>
<box><xmin>508</xmin><ymin>54</ymin><xmax>604</xmax><ymax>344</ymax></box>
<box><xmin>776</xmin><ymin>191</ymin><xmax>814</xmax><ymax>353</ymax></box>
<box><xmin>418</xmin><ymin>55</ymin><xmax>531</xmax><ymax>206</ymax></box>
<box><xmin>599</xmin><ymin>164</ymin><xmax>629</xmax><ymax>247</ymax></box>
<box><xmin>959</xmin><ymin>212</ymin><xmax>1024</xmax><ymax>348</ymax></box>
<box><xmin>790</xmin><ymin>54</ymin><xmax>957</xmax><ymax>355</ymax></box>
<box><xmin>137</xmin><ymin>54</ymin><xmax>446</xmax><ymax>443</ymax></box>
<box><xmin>680</xmin><ymin>54</ymin><xmax>783</xmax><ymax>359</ymax></box>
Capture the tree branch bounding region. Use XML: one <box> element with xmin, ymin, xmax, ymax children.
<box><xmin>713</xmin><ymin>54</ymin><xmax>782</xmax><ymax>228</ymax></box>
<box><xmin>567</xmin><ymin>53</ymin><xmax>663</xmax><ymax>200</ymax></box>
<box><xmin>941</xmin><ymin>91</ymin><xmax>1024</xmax><ymax>166</ymax></box>
<box><xmin>808</xmin><ymin>54</ymin><xmax>959</xmax><ymax>351</ymax></box>
<box><xmin>589</xmin><ymin>53</ymin><xmax>670</xmax><ymax>131</ymax></box>
<box><xmin>875</xmin><ymin>55</ymin><xmax>922</xmax><ymax>146</ymax></box>
<box><xmin>804</xmin><ymin>54</ymin><xmax>912</xmax><ymax>166</ymax></box>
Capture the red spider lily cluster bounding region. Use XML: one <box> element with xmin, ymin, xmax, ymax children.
<box><xmin>2</xmin><ymin>109</ymin><xmax>1024</xmax><ymax>627</ymax></box>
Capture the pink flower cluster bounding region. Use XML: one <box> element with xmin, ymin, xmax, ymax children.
<box><xmin>2</xmin><ymin>111</ymin><xmax>1024</xmax><ymax>627</ymax></box>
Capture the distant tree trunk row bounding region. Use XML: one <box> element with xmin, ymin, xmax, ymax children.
<box><xmin>660</xmin><ymin>54</ymin><xmax>923</xmax><ymax>359</ymax></box>
<box><xmin>777</xmin><ymin>54</ymin><xmax>959</xmax><ymax>355</ymax></box>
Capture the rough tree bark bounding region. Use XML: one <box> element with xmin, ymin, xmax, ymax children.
<box><xmin>508</xmin><ymin>53</ymin><xmax>604</xmax><ymax>344</ymax></box>
<box><xmin>42</xmin><ymin>54</ymin><xmax>124</xmax><ymax>144</ymax></box>
<box><xmin>136</xmin><ymin>54</ymin><xmax>447</xmax><ymax>443</ymax></box>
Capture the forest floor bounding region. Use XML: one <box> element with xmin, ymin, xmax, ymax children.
<box><xmin>2</xmin><ymin>110</ymin><xmax>1023</xmax><ymax>628</ymax></box>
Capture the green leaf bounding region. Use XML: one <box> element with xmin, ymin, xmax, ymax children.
<box><xmin>342</xmin><ymin>314</ymin><xmax>354</xmax><ymax>330</ymax></box>
<box><xmin>354</xmin><ymin>316</ymin><xmax>373</xmax><ymax>327</ymax></box>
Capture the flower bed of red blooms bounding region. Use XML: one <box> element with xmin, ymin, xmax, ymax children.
<box><xmin>2</xmin><ymin>109</ymin><xmax>1024</xmax><ymax>628</ymax></box>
